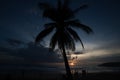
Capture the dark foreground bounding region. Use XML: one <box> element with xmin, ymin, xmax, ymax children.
<box><xmin>80</xmin><ymin>72</ymin><xmax>120</xmax><ymax>80</ymax></box>
<box><xmin>0</xmin><ymin>71</ymin><xmax>120</xmax><ymax>80</ymax></box>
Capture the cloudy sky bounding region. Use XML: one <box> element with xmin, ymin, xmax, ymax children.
<box><xmin>0</xmin><ymin>0</ymin><xmax>120</xmax><ymax>72</ymax></box>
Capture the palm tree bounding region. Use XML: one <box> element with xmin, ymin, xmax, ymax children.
<box><xmin>35</xmin><ymin>0</ymin><xmax>93</xmax><ymax>80</ymax></box>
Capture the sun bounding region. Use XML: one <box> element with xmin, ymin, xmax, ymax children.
<box><xmin>70</xmin><ymin>62</ymin><xmax>74</xmax><ymax>66</ymax></box>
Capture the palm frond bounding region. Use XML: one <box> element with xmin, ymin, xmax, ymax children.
<box><xmin>63</xmin><ymin>9</ymin><xmax>74</xmax><ymax>20</ymax></box>
<box><xmin>78</xmin><ymin>23</ymin><xmax>93</xmax><ymax>34</ymax></box>
<box><xmin>65</xmin><ymin>31</ymin><xmax>75</xmax><ymax>51</ymax></box>
<box><xmin>39</xmin><ymin>0</ymin><xmax>74</xmax><ymax>21</ymax></box>
<box><xmin>67</xmin><ymin>28</ymin><xmax>84</xmax><ymax>49</ymax></box>
<box><xmin>49</xmin><ymin>31</ymin><xmax>58</xmax><ymax>50</ymax></box>
<box><xmin>39</xmin><ymin>2</ymin><xmax>58</xmax><ymax>21</ymax></box>
<box><xmin>57</xmin><ymin>30</ymin><xmax>75</xmax><ymax>51</ymax></box>
<box><xmin>35</xmin><ymin>26</ymin><xmax>54</xmax><ymax>43</ymax></box>
<box><xmin>74</xmin><ymin>4</ymin><xmax>88</xmax><ymax>13</ymax></box>
<box><xmin>44</xmin><ymin>23</ymin><xmax>56</xmax><ymax>28</ymax></box>
<box><xmin>66</xmin><ymin>19</ymin><xmax>93</xmax><ymax>34</ymax></box>
<box><xmin>59</xmin><ymin>0</ymin><xmax>74</xmax><ymax>20</ymax></box>
<box><xmin>42</xmin><ymin>8</ymin><xmax>57</xmax><ymax>20</ymax></box>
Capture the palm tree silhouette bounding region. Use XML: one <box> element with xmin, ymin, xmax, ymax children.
<box><xmin>35</xmin><ymin>0</ymin><xmax>93</xmax><ymax>80</ymax></box>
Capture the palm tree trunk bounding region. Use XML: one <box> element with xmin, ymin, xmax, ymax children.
<box><xmin>62</xmin><ymin>46</ymin><xmax>73</xmax><ymax>80</ymax></box>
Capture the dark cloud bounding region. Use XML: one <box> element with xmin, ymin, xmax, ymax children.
<box><xmin>0</xmin><ymin>43</ymin><xmax>63</xmax><ymax>69</ymax></box>
<box><xmin>6</xmin><ymin>38</ymin><xmax>25</xmax><ymax>47</ymax></box>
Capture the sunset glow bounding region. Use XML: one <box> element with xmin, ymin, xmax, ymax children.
<box><xmin>70</xmin><ymin>62</ymin><xmax>75</xmax><ymax>66</ymax></box>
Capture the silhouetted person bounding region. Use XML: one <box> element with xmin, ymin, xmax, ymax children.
<box><xmin>74</xmin><ymin>71</ymin><xmax>79</xmax><ymax>80</ymax></box>
<box><xmin>81</xmin><ymin>69</ymin><xmax>87</xmax><ymax>80</ymax></box>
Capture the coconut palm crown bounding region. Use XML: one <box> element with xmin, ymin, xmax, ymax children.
<box><xmin>36</xmin><ymin>0</ymin><xmax>93</xmax><ymax>50</ymax></box>
<box><xmin>35</xmin><ymin>0</ymin><xmax>93</xmax><ymax>80</ymax></box>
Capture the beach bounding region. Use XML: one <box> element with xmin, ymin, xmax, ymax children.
<box><xmin>0</xmin><ymin>69</ymin><xmax>120</xmax><ymax>80</ymax></box>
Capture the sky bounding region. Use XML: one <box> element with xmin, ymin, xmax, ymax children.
<box><xmin>0</xmin><ymin>0</ymin><xmax>120</xmax><ymax>72</ymax></box>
